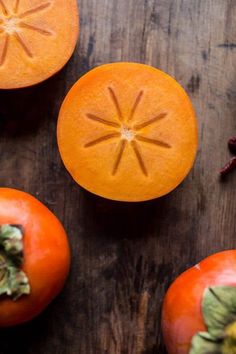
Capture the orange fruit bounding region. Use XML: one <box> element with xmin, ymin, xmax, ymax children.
<box><xmin>57</xmin><ymin>63</ymin><xmax>198</xmax><ymax>202</ymax></box>
<box><xmin>0</xmin><ymin>188</ymin><xmax>70</xmax><ymax>327</ymax></box>
<box><xmin>0</xmin><ymin>0</ymin><xmax>79</xmax><ymax>88</ymax></box>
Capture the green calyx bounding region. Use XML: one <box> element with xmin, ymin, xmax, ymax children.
<box><xmin>0</xmin><ymin>225</ymin><xmax>30</xmax><ymax>301</ymax></box>
<box><xmin>190</xmin><ymin>286</ymin><xmax>236</xmax><ymax>354</ymax></box>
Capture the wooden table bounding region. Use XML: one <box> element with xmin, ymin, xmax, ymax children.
<box><xmin>0</xmin><ymin>0</ymin><xmax>236</xmax><ymax>353</ymax></box>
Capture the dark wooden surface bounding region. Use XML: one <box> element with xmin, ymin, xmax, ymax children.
<box><xmin>0</xmin><ymin>0</ymin><xmax>236</xmax><ymax>353</ymax></box>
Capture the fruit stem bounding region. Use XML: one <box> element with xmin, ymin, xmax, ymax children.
<box><xmin>223</xmin><ymin>322</ymin><xmax>236</xmax><ymax>354</ymax></box>
<box><xmin>0</xmin><ymin>225</ymin><xmax>30</xmax><ymax>300</ymax></box>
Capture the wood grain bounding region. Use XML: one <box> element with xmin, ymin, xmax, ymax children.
<box><xmin>0</xmin><ymin>0</ymin><xmax>236</xmax><ymax>353</ymax></box>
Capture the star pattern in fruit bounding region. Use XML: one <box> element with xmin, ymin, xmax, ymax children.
<box><xmin>0</xmin><ymin>0</ymin><xmax>52</xmax><ymax>66</ymax></box>
<box><xmin>84</xmin><ymin>87</ymin><xmax>171</xmax><ymax>176</ymax></box>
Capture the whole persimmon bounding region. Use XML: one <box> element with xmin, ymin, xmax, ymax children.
<box><xmin>162</xmin><ymin>250</ymin><xmax>236</xmax><ymax>354</ymax></box>
<box><xmin>0</xmin><ymin>0</ymin><xmax>79</xmax><ymax>89</ymax></box>
<box><xmin>57</xmin><ymin>62</ymin><xmax>198</xmax><ymax>202</ymax></box>
<box><xmin>0</xmin><ymin>188</ymin><xmax>70</xmax><ymax>327</ymax></box>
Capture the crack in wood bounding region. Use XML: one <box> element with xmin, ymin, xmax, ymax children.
<box><xmin>84</xmin><ymin>132</ymin><xmax>120</xmax><ymax>148</ymax></box>
<box><xmin>218</xmin><ymin>43</ymin><xmax>236</xmax><ymax>49</ymax></box>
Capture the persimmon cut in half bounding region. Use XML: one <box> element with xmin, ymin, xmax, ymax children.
<box><xmin>0</xmin><ymin>188</ymin><xmax>70</xmax><ymax>327</ymax></box>
<box><xmin>57</xmin><ymin>63</ymin><xmax>198</xmax><ymax>202</ymax></box>
<box><xmin>0</xmin><ymin>0</ymin><xmax>79</xmax><ymax>89</ymax></box>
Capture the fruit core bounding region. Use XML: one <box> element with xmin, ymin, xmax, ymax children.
<box><xmin>120</xmin><ymin>125</ymin><xmax>135</xmax><ymax>141</ymax></box>
<box><xmin>2</xmin><ymin>17</ymin><xmax>18</xmax><ymax>34</ymax></box>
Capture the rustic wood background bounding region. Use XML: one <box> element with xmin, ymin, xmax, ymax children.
<box><xmin>0</xmin><ymin>0</ymin><xmax>236</xmax><ymax>353</ymax></box>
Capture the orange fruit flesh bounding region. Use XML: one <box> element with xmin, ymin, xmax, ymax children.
<box><xmin>0</xmin><ymin>0</ymin><xmax>79</xmax><ymax>89</ymax></box>
<box><xmin>57</xmin><ymin>63</ymin><xmax>198</xmax><ymax>202</ymax></box>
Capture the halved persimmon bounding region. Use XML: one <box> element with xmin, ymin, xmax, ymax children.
<box><xmin>0</xmin><ymin>0</ymin><xmax>79</xmax><ymax>89</ymax></box>
<box><xmin>0</xmin><ymin>188</ymin><xmax>70</xmax><ymax>327</ymax></box>
<box><xmin>57</xmin><ymin>63</ymin><xmax>198</xmax><ymax>202</ymax></box>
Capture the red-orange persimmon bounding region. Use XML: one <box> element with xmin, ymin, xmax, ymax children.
<box><xmin>162</xmin><ymin>250</ymin><xmax>236</xmax><ymax>354</ymax></box>
<box><xmin>0</xmin><ymin>188</ymin><xmax>70</xmax><ymax>327</ymax></box>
